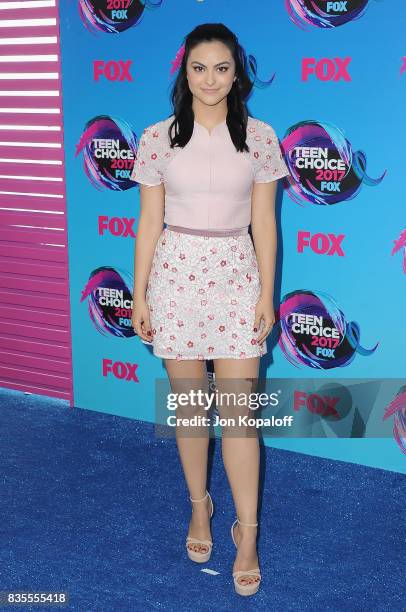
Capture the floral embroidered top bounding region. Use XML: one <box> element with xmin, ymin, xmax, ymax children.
<box><xmin>130</xmin><ymin>114</ymin><xmax>290</xmax><ymax>232</ymax></box>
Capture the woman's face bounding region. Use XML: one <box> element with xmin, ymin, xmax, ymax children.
<box><xmin>186</xmin><ymin>40</ymin><xmax>236</xmax><ymax>108</ymax></box>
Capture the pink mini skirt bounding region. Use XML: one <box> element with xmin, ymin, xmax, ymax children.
<box><xmin>139</xmin><ymin>226</ymin><xmax>268</xmax><ymax>360</ymax></box>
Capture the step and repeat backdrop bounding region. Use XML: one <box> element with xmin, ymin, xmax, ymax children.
<box><xmin>59</xmin><ymin>1</ymin><xmax>405</xmax><ymax>472</ymax></box>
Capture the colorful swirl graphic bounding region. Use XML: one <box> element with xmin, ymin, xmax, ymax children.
<box><xmin>78</xmin><ymin>0</ymin><xmax>163</xmax><ymax>34</ymax></box>
<box><xmin>75</xmin><ymin>115</ymin><xmax>137</xmax><ymax>191</ymax></box>
<box><xmin>281</xmin><ymin>120</ymin><xmax>386</xmax><ymax>206</ymax></box>
<box><xmin>278</xmin><ymin>289</ymin><xmax>378</xmax><ymax>369</ymax></box>
<box><xmin>383</xmin><ymin>386</ymin><xmax>406</xmax><ymax>455</ymax></box>
<box><xmin>244</xmin><ymin>53</ymin><xmax>276</xmax><ymax>89</ymax></box>
<box><xmin>80</xmin><ymin>266</ymin><xmax>134</xmax><ymax>338</ymax></box>
<box><xmin>391</xmin><ymin>229</ymin><xmax>406</xmax><ymax>274</ymax></box>
<box><xmin>285</xmin><ymin>0</ymin><xmax>372</xmax><ymax>29</ymax></box>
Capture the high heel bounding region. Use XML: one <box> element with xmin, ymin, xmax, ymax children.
<box><xmin>231</xmin><ymin>518</ymin><xmax>261</xmax><ymax>596</ymax></box>
<box><xmin>185</xmin><ymin>490</ymin><xmax>214</xmax><ymax>563</ymax></box>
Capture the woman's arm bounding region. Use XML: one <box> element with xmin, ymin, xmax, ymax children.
<box><xmin>132</xmin><ymin>182</ymin><xmax>165</xmax><ymax>341</ymax></box>
<box><xmin>250</xmin><ymin>180</ymin><xmax>279</xmax><ymax>345</ymax></box>
<box><xmin>251</xmin><ymin>180</ymin><xmax>278</xmax><ymax>301</ymax></box>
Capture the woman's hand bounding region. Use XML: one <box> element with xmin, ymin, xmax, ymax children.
<box><xmin>132</xmin><ymin>298</ymin><xmax>153</xmax><ymax>342</ymax></box>
<box><xmin>253</xmin><ymin>294</ymin><xmax>275</xmax><ymax>346</ymax></box>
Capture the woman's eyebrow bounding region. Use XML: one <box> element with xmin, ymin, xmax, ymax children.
<box><xmin>191</xmin><ymin>60</ymin><xmax>232</xmax><ymax>67</ymax></box>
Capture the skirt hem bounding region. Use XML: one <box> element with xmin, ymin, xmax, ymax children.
<box><xmin>139</xmin><ymin>339</ymin><xmax>267</xmax><ymax>360</ymax></box>
<box><xmin>151</xmin><ymin>352</ymin><xmax>267</xmax><ymax>360</ymax></box>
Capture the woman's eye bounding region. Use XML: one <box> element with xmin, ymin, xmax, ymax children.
<box><xmin>193</xmin><ymin>66</ymin><xmax>228</xmax><ymax>72</ymax></box>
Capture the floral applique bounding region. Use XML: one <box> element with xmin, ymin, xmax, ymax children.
<box><xmin>140</xmin><ymin>229</ymin><xmax>267</xmax><ymax>360</ymax></box>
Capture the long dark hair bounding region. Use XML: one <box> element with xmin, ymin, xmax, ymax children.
<box><xmin>167</xmin><ymin>23</ymin><xmax>254</xmax><ymax>153</ymax></box>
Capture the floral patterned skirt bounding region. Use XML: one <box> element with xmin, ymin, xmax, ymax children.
<box><xmin>139</xmin><ymin>227</ymin><xmax>268</xmax><ymax>360</ymax></box>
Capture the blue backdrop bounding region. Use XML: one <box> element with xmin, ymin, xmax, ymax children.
<box><xmin>59</xmin><ymin>0</ymin><xmax>406</xmax><ymax>473</ymax></box>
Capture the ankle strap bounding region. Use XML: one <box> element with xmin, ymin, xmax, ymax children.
<box><xmin>190</xmin><ymin>490</ymin><xmax>208</xmax><ymax>503</ymax></box>
<box><xmin>237</xmin><ymin>518</ymin><xmax>258</xmax><ymax>527</ymax></box>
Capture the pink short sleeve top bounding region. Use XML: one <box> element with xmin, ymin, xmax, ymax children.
<box><xmin>130</xmin><ymin>114</ymin><xmax>290</xmax><ymax>231</ymax></box>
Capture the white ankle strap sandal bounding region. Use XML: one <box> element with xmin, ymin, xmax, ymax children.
<box><xmin>231</xmin><ymin>517</ymin><xmax>261</xmax><ymax>596</ymax></box>
<box><xmin>185</xmin><ymin>490</ymin><xmax>214</xmax><ymax>563</ymax></box>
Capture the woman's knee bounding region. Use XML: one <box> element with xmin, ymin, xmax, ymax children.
<box><xmin>164</xmin><ymin>358</ymin><xmax>210</xmax><ymax>419</ymax></box>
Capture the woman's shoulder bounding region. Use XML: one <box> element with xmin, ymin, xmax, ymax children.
<box><xmin>245</xmin><ymin>116</ymin><xmax>290</xmax><ymax>182</ymax></box>
<box><xmin>246</xmin><ymin>115</ymin><xmax>280</xmax><ymax>138</ymax></box>
<box><xmin>134</xmin><ymin>115</ymin><xmax>179</xmax><ymax>177</ymax></box>
<box><xmin>142</xmin><ymin>115</ymin><xmax>174</xmax><ymax>138</ymax></box>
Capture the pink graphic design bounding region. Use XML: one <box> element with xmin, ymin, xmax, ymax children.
<box><xmin>75</xmin><ymin>115</ymin><xmax>137</xmax><ymax>191</ymax></box>
<box><xmin>383</xmin><ymin>387</ymin><xmax>406</xmax><ymax>455</ymax></box>
<box><xmin>78</xmin><ymin>0</ymin><xmax>163</xmax><ymax>34</ymax></box>
<box><xmin>170</xmin><ymin>44</ymin><xmax>185</xmax><ymax>75</ymax></box>
<box><xmin>81</xmin><ymin>266</ymin><xmax>134</xmax><ymax>338</ymax></box>
<box><xmin>281</xmin><ymin>120</ymin><xmax>386</xmax><ymax>207</ymax></box>
<box><xmin>391</xmin><ymin>229</ymin><xmax>406</xmax><ymax>274</ymax></box>
<box><xmin>286</xmin><ymin>0</ymin><xmax>374</xmax><ymax>30</ymax></box>
<box><xmin>278</xmin><ymin>289</ymin><xmax>378</xmax><ymax>369</ymax></box>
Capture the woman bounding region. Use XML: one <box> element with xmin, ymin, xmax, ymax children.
<box><xmin>131</xmin><ymin>23</ymin><xmax>290</xmax><ymax>597</ymax></box>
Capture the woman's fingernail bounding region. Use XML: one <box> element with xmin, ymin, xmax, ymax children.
<box><xmin>147</xmin><ymin>331</ymin><xmax>151</xmax><ymax>336</ymax></box>
<box><xmin>253</xmin><ymin>327</ymin><xmax>257</xmax><ymax>332</ymax></box>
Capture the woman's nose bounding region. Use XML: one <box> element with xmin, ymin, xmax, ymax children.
<box><xmin>205</xmin><ymin>73</ymin><xmax>216</xmax><ymax>85</ymax></box>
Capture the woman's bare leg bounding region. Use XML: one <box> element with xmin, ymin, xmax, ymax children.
<box><xmin>213</xmin><ymin>356</ymin><xmax>261</xmax><ymax>585</ymax></box>
<box><xmin>164</xmin><ymin>358</ymin><xmax>212</xmax><ymax>554</ymax></box>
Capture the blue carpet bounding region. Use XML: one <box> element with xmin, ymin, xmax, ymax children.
<box><xmin>0</xmin><ymin>387</ymin><xmax>404</xmax><ymax>611</ymax></box>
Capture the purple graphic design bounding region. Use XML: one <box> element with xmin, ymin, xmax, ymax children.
<box><xmin>278</xmin><ymin>289</ymin><xmax>378</xmax><ymax>369</ymax></box>
<box><xmin>78</xmin><ymin>0</ymin><xmax>163</xmax><ymax>34</ymax></box>
<box><xmin>80</xmin><ymin>266</ymin><xmax>134</xmax><ymax>338</ymax></box>
<box><xmin>75</xmin><ymin>115</ymin><xmax>137</xmax><ymax>191</ymax></box>
<box><xmin>391</xmin><ymin>229</ymin><xmax>406</xmax><ymax>274</ymax></box>
<box><xmin>286</xmin><ymin>0</ymin><xmax>373</xmax><ymax>29</ymax></box>
<box><xmin>383</xmin><ymin>387</ymin><xmax>406</xmax><ymax>455</ymax></box>
<box><xmin>281</xmin><ymin>120</ymin><xmax>386</xmax><ymax>206</ymax></box>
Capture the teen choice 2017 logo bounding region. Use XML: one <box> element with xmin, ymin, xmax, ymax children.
<box><xmin>281</xmin><ymin>120</ymin><xmax>386</xmax><ymax>207</ymax></box>
<box><xmin>81</xmin><ymin>266</ymin><xmax>135</xmax><ymax>338</ymax></box>
<box><xmin>78</xmin><ymin>0</ymin><xmax>163</xmax><ymax>34</ymax></box>
<box><xmin>75</xmin><ymin>115</ymin><xmax>137</xmax><ymax>191</ymax></box>
<box><xmin>286</xmin><ymin>0</ymin><xmax>376</xmax><ymax>29</ymax></box>
<box><xmin>278</xmin><ymin>289</ymin><xmax>378</xmax><ymax>369</ymax></box>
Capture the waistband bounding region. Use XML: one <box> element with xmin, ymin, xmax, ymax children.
<box><xmin>165</xmin><ymin>224</ymin><xmax>249</xmax><ymax>237</ymax></box>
